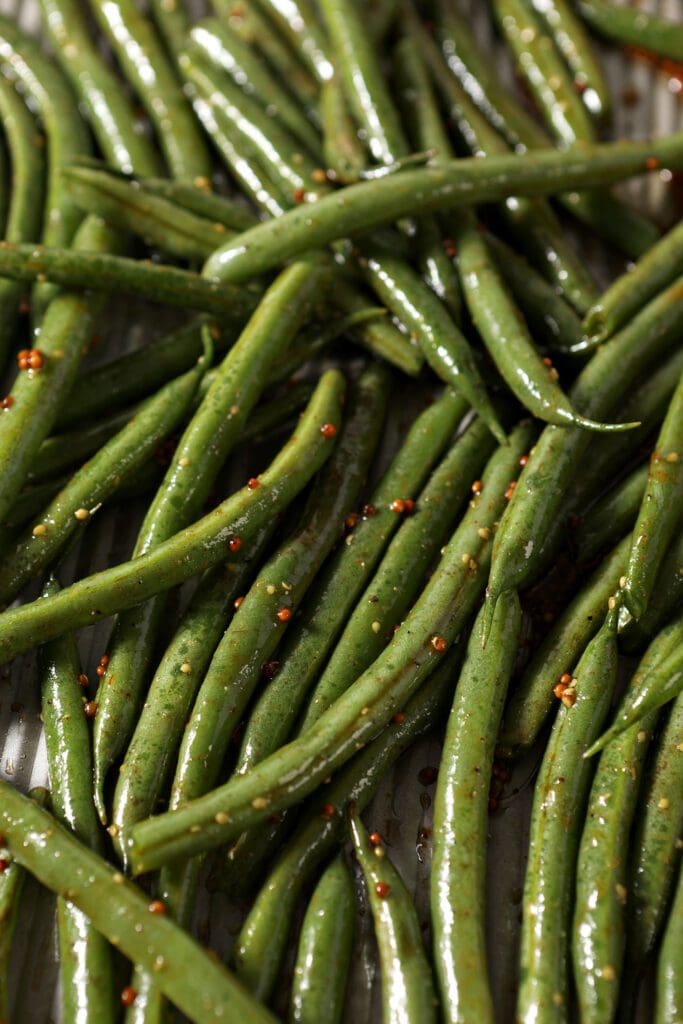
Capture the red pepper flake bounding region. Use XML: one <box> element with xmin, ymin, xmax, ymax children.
<box><xmin>321</xmin><ymin>803</ymin><xmax>336</xmax><ymax>819</ymax></box>
<box><xmin>375</xmin><ymin>881</ymin><xmax>390</xmax><ymax>898</ymax></box>
<box><xmin>247</xmin><ymin>477</ymin><xmax>260</xmax><ymax>490</ymax></box>
<box><xmin>368</xmin><ymin>831</ymin><xmax>382</xmax><ymax>846</ymax></box>
<box><xmin>542</xmin><ymin>356</ymin><xmax>553</xmax><ymax>367</ymax></box>
<box><xmin>148</xmin><ymin>900</ymin><xmax>166</xmax><ymax>915</ymax></box>
<box><xmin>645</xmin><ymin>156</ymin><xmax>660</xmax><ymax>170</ymax></box>
<box><xmin>1</xmin><ymin>396</ymin><xmax>14</xmax><ymax>410</ymax></box>
<box><xmin>320</xmin><ymin>422</ymin><xmax>337</xmax><ymax>439</ymax></box>
<box><xmin>345</xmin><ymin>512</ymin><xmax>360</xmax><ymax>530</ymax></box>
<box><xmin>276</xmin><ymin>607</ymin><xmax>292</xmax><ymax>622</ymax></box>
<box><xmin>228</xmin><ymin>536</ymin><xmax>242</xmax><ymax>553</ymax></box>
<box><xmin>390</xmin><ymin>498</ymin><xmax>406</xmax><ymax>513</ymax></box>
<box><xmin>519</xmin><ymin>454</ymin><xmax>529</xmax><ymax>467</ymax></box>
<box><xmin>293</xmin><ymin>188</ymin><xmax>306</xmax><ymax>203</ymax></box>
<box><xmin>443</xmin><ymin>238</ymin><xmax>457</xmax><ymax>258</ymax></box>
<box><xmin>431</xmin><ymin>635</ymin><xmax>448</xmax><ymax>653</ymax></box>
<box><xmin>261</xmin><ymin>660</ymin><xmax>280</xmax><ymax>680</ymax></box>
<box><xmin>77</xmin><ymin>673</ymin><xmax>89</xmax><ymax>687</ymax></box>
<box><xmin>392</xmin><ymin>711</ymin><xmax>405</xmax><ymax>725</ymax></box>
<box><xmin>471</xmin><ymin>479</ymin><xmax>483</xmax><ymax>495</ymax></box>
<box><xmin>234</xmin><ymin>595</ymin><xmax>244</xmax><ymax>610</ymax></box>
<box><xmin>362</xmin><ymin>504</ymin><xmax>376</xmax><ymax>518</ymax></box>
<box><xmin>120</xmin><ymin>987</ymin><xmax>137</xmax><ymax>1007</ymax></box>
<box><xmin>84</xmin><ymin>701</ymin><xmax>98</xmax><ymax>719</ymax></box>
<box><xmin>17</xmin><ymin>348</ymin><xmax>44</xmax><ymax>371</ymax></box>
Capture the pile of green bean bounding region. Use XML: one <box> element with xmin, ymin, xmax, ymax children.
<box><xmin>0</xmin><ymin>1</ymin><xmax>681</xmax><ymax>1021</ymax></box>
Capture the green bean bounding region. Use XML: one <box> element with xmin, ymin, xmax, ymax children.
<box><xmin>0</xmin><ymin>370</ymin><xmax>344</xmax><ymax>663</ymax></box>
<box><xmin>89</xmin><ymin>0</ymin><xmax>211</xmax><ymax>181</ymax></box>
<box><xmin>349</xmin><ymin>809</ymin><xmax>437</xmax><ymax>1024</ymax></box>
<box><xmin>623</xmin><ymin>692</ymin><xmax>683</xmax><ymax>992</ymax></box>
<box><xmin>359</xmin><ymin>245</ymin><xmax>505</xmax><ymax>442</ymax></box>
<box><xmin>655</xmin><ymin>864</ymin><xmax>683</xmax><ymax>1024</ymax></box>
<box><xmin>289</xmin><ymin>857</ymin><xmax>355</xmax><ymax>1024</ymax></box>
<box><xmin>0</xmin><ymin>787</ymin><xmax>48</xmax><ymax>1024</ymax></box>
<box><xmin>320</xmin><ymin>76</ymin><xmax>367</xmax><ymax>184</ymax></box>
<box><xmin>429</xmin><ymin>0</ymin><xmax>660</xmax><ymax>259</ymax></box>
<box><xmin>486</xmin><ymin>276</ymin><xmax>683</xmax><ymax>618</ymax></box>
<box><xmin>432</xmin><ymin>590</ymin><xmax>522</xmax><ymax>1024</ymax></box>
<box><xmin>64</xmin><ymin>164</ymin><xmax>234</xmax><ymax>261</ymax></box>
<box><xmin>191</xmin><ymin>19</ymin><xmax>321</xmax><ymax>157</ymax></box>
<box><xmin>0</xmin><ymin>355</ymin><xmax>207</xmax><ymax>605</ymax></box>
<box><xmin>574</xmin><ymin>463</ymin><xmax>649</xmax><ymax>565</ymax></box>
<box><xmin>332</xmin><ymin>277</ymin><xmax>423</xmax><ymax>375</ymax></box>
<box><xmin>498</xmin><ymin>536</ymin><xmax>627</xmax><ymax>759</ymax></box>
<box><xmin>39</xmin><ymin>0</ymin><xmax>160</xmax><ymax>177</ymax></box>
<box><xmin>622</xmin><ymin>370</ymin><xmax>683</xmax><ymax>620</ymax></box>
<box><xmin>93</xmin><ymin>262</ymin><xmax>332</xmax><ymax>822</ymax></box>
<box><xmin>139</xmin><ymin>176</ymin><xmax>258</xmax><ymax>233</ymax></box>
<box><xmin>493</xmin><ymin>0</ymin><xmax>596</xmax><ymax>147</ymax></box>
<box><xmin>0</xmin><ymin>242</ymin><xmax>260</xmax><ymax>320</ymax></box>
<box><xmin>30</xmin><ymin>406</ymin><xmax>137</xmax><ymax>484</ymax></box>
<box><xmin>202</xmin><ymin>132</ymin><xmax>683</xmax><ymax>285</ymax></box>
<box><xmin>253</xmin><ymin>0</ymin><xmax>334</xmax><ymax>84</ymax></box>
<box><xmin>0</xmin><ymin>217</ymin><xmax>124</xmax><ymax>530</ymax></box>
<box><xmin>587</xmin><ymin>612</ymin><xmax>683</xmax><ymax>756</ymax></box>
<box><xmin>236</xmin><ymin>387</ymin><xmax>469</xmax><ymax>775</ymax></box>
<box><xmin>40</xmin><ymin>577</ymin><xmax>116</xmax><ymax>1024</ymax></box>
<box><xmin>233</xmin><ymin>648</ymin><xmax>461</xmax><ymax>999</ymax></box>
<box><xmin>365</xmin><ymin>0</ymin><xmax>399</xmax><ymax>41</ymax></box>
<box><xmin>577</xmin><ymin>0</ymin><xmax>683</xmax><ymax>64</ymax></box>
<box><xmin>0</xmin><ymin>76</ymin><xmax>45</xmax><ymax>368</ymax></box>
<box><xmin>585</xmin><ymin>221</ymin><xmax>683</xmax><ymax>343</ymax></box>
<box><xmin>518</xmin><ymin>609</ymin><xmax>619</xmax><ymax>1024</ymax></box>
<box><xmin>301</xmin><ymin>414</ymin><xmax>496</xmax><ymax>728</ymax></box>
<box><xmin>572</xmin><ymin>623</ymin><xmax>680</xmax><ymax>1024</ymax></box>
<box><xmin>148</xmin><ymin>0</ymin><xmax>189</xmax><ymax>59</ymax></box>
<box><xmin>620</xmin><ymin>532</ymin><xmax>683</xmax><ymax>656</ymax></box>
<box><xmin>0</xmin><ymin>782</ymin><xmax>276</xmax><ymax>1024</ymax></box>
<box><xmin>125</xmin><ymin>421</ymin><xmax>534</xmax><ymax>872</ymax></box>
<box><xmin>528</xmin><ymin>0</ymin><xmax>610</xmax><ymax>118</ymax></box>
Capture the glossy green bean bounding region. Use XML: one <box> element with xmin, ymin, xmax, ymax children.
<box><xmin>0</xmin><ymin>370</ymin><xmax>344</xmax><ymax>663</ymax></box>
<box><xmin>253</xmin><ymin>0</ymin><xmax>334</xmax><ymax>84</ymax></box>
<box><xmin>350</xmin><ymin>810</ymin><xmax>437</xmax><ymax>1024</ymax></box>
<box><xmin>125</xmin><ymin>421</ymin><xmax>534</xmax><ymax>872</ymax></box>
<box><xmin>585</xmin><ymin>221</ymin><xmax>683</xmax><ymax>342</ymax></box>
<box><xmin>577</xmin><ymin>0</ymin><xmax>683</xmax><ymax>63</ymax></box>
<box><xmin>93</xmin><ymin>264</ymin><xmax>331</xmax><ymax>822</ymax></box>
<box><xmin>622</xmin><ymin>369</ymin><xmax>683</xmax><ymax>619</ymax></box>
<box><xmin>202</xmin><ymin>133</ymin><xmax>683</xmax><ymax>285</ymax></box>
<box><xmin>432</xmin><ymin>590</ymin><xmax>522</xmax><ymax>1024</ymax></box>
<box><xmin>0</xmin><ymin>788</ymin><xmax>48</xmax><ymax>1023</ymax></box>
<box><xmin>289</xmin><ymin>857</ymin><xmax>355</xmax><ymax>1024</ymax></box>
<box><xmin>493</xmin><ymin>0</ymin><xmax>596</xmax><ymax>147</ymax></box>
<box><xmin>139</xmin><ymin>176</ymin><xmax>258</xmax><ymax>233</ymax></box>
<box><xmin>574</xmin><ymin>463</ymin><xmax>649</xmax><ymax>564</ymax></box>
<box><xmin>587</xmin><ymin>612</ymin><xmax>683</xmax><ymax>755</ymax></box>
<box><xmin>620</xmin><ymin>532</ymin><xmax>683</xmax><ymax>655</ymax></box>
<box><xmin>301</xmin><ymin>414</ymin><xmax>495</xmax><ymax>728</ymax></box>
<box><xmin>0</xmin><ymin>782</ymin><xmax>276</xmax><ymax>1024</ymax></box>
<box><xmin>191</xmin><ymin>18</ymin><xmax>321</xmax><ymax>157</ymax></box>
<box><xmin>236</xmin><ymin>387</ymin><xmax>469</xmax><ymax>774</ymax></box>
<box><xmin>518</xmin><ymin>610</ymin><xmax>619</xmax><ymax>1024</ymax></box>
<box><xmin>0</xmin><ymin>355</ymin><xmax>206</xmax><ymax>605</ymax></box>
<box><xmin>0</xmin><ymin>76</ymin><xmax>45</xmax><ymax>367</ymax></box>
<box><xmin>39</xmin><ymin>0</ymin><xmax>160</xmax><ymax>176</ymax></box>
<box><xmin>233</xmin><ymin>649</ymin><xmax>461</xmax><ymax>998</ymax></box>
<box><xmin>320</xmin><ymin>75</ymin><xmax>367</xmax><ymax>184</ymax></box>
<box><xmin>529</xmin><ymin>0</ymin><xmax>610</xmax><ymax>117</ymax></box>
<box><xmin>30</xmin><ymin>405</ymin><xmax>137</xmax><ymax>483</ymax></box>
<box><xmin>498</xmin><ymin>536</ymin><xmax>628</xmax><ymax>758</ymax></box>
<box><xmin>332</xmin><ymin>277</ymin><xmax>423</xmax><ymax>375</ymax></box>
<box><xmin>655</xmin><ymin>864</ymin><xmax>683</xmax><ymax>1024</ymax></box>
<box><xmin>40</xmin><ymin>578</ymin><xmax>116</xmax><ymax>1024</ymax></box>
<box><xmin>572</xmin><ymin>623</ymin><xmax>680</xmax><ymax>1024</ymax></box>
<box><xmin>486</xmin><ymin>275</ymin><xmax>683</xmax><ymax>616</ymax></box>
<box><xmin>89</xmin><ymin>0</ymin><xmax>211</xmax><ymax>180</ymax></box>
<box><xmin>0</xmin><ymin>242</ymin><xmax>259</xmax><ymax>321</ymax></box>
<box><xmin>0</xmin><ymin>217</ymin><xmax>124</xmax><ymax>530</ymax></box>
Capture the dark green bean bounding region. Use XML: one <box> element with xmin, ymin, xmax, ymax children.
<box><xmin>289</xmin><ymin>857</ymin><xmax>355</xmax><ymax>1024</ymax></box>
<box><xmin>332</xmin><ymin>277</ymin><xmax>423</xmax><ymax>375</ymax></box>
<box><xmin>577</xmin><ymin>0</ymin><xmax>683</xmax><ymax>63</ymax></box>
<box><xmin>529</xmin><ymin>0</ymin><xmax>610</xmax><ymax>118</ymax></box>
<box><xmin>148</xmin><ymin>0</ymin><xmax>189</xmax><ymax>59</ymax></box>
<box><xmin>320</xmin><ymin>75</ymin><xmax>367</xmax><ymax>184</ymax></box>
<box><xmin>236</xmin><ymin>387</ymin><xmax>469</xmax><ymax>774</ymax></box>
<box><xmin>0</xmin><ymin>782</ymin><xmax>276</xmax><ymax>1024</ymax></box>
<box><xmin>486</xmin><ymin>276</ymin><xmax>683</xmax><ymax>618</ymax></box>
<box><xmin>518</xmin><ymin>610</ymin><xmax>619</xmax><ymax>1023</ymax></box>
<box><xmin>39</xmin><ymin>0</ymin><xmax>160</xmax><ymax>176</ymax></box>
<box><xmin>0</xmin><ymin>355</ymin><xmax>207</xmax><ymax>605</ymax></box>
<box><xmin>202</xmin><ymin>133</ymin><xmax>683</xmax><ymax>285</ymax></box>
<box><xmin>349</xmin><ymin>809</ymin><xmax>437</xmax><ymax>1024</ymax></box>
<box><xmin>0</xmin><ymin>369</ymin><xmax>344</xmax><ymax>663</ymax></box>
<box><xmin>40</xmin><ymin>577</ymin><xmax>116</xmax><ymax>1024</ymax></box>
<box><xmin>139</xmin><ymin>176</ymin><xmax>258</xmax><ymax>233</ymax></box>
<box><xmin>655</xmin><ymin>864</ymin><xmax>683</xmax><ymax>1024</ymax></box>
<box><xmin>30</xmin><ymin>406</ymin><xmax>138</xmax><ymax>483</ymax></box>
<box><xmin>619</xmin><ymin>532</ymin><xmax>683</xmax><ymax>655</ymax></box>
<box><xmin>0</xmin><ymin>242</ymin><xmax>259</xmax><ymax>320</ymax></box>
<box><xmin>432</xmin><ymin>590</ymin><xmax>522</xmax><ymax>1024</ymax></box>
<box><xmin>574</xmin><ymin>463</ymin><xmax>649</xmax><ymax>564</ymax></box>
<box><xmin>125</xmin><ymin>421</ymin><xmax>534</xmax><ymax>872</ymax></box>
<box><xmin>89</xmin><ymin>0</ymin><xmax>211</xmax><ymax>180</ymax></box>
<box><xmin>253</xmin><ymin>0</ymin><xmax>334</xmax><ymax>85</ymax></box>
<box><xmin>622</xmin><ymin>369</ymin><xmax>683</xmax><ymax>620</ymax></box>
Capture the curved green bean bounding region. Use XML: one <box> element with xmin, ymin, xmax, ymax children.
<box><xmin>432</xmin><ymin>590</ymin><xmax>522</xmax><ymax>1024</ymax></box>
<box><xmin>620</xmin><ymin>532</ymin><xmax>683</xmax><ymax>655</ymax></box>
<box><xmin>349</xmin><ymin>809</ymin><xmax>437</xmax><ymax>1024</ymax></box>
<box><xmin>577</xmin><ymin>0</ymin><xmax>683</xmax><ymax>63</ymax></box>
<box><xmin>289</xmin><ymin>858</ymin><xmax>355</xmax><ymax>1024</ymax></box>
<box><xmin>655</xmin><ymin>864</ymin><xmax>683</xmax><ymax>1024</ymax></box>
<box><xmin>574</xmin><ymin>463</ymin><xmax>649</xmax><ymax>564</ymax></box>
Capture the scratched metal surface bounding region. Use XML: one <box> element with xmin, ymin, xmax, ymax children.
<box><xmin>0</xmin><ymin>0</ymin><xmax>680</xmax><ymax>1021</ymax></box>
